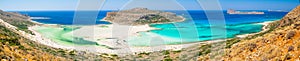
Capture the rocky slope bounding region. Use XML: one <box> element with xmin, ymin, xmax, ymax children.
<box><xmin>0</xmin><ymin>25</ymin><xmax>68</xmax><ymax>60</ymax></box>
<box><xmin>104</xmin><ymin>8</ymin><xmax>184</xmax><ymax>25</ymax></box>
<box><xmin>220</xmin><ymin>5</ymin><xmax>300</xmax><ymax>61</ymax></box>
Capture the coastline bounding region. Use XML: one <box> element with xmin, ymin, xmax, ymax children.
<box><xmin>26</xmin><ymin>23</ymin><xmax>215</xmax><ymax>54</ymax></box>
<box><xmin>24</xmin><ymin>19</ymin><xmax>275</xmax><ymax>55</ymax></box>
<box><xmin>235</xmin><ymin>21</ymin><xmax>275</xmax><ymax>38</ymax></box>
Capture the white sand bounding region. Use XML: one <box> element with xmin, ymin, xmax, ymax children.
<box><xmin>28</xmin><ymin>24</ymin><xmax>203</xmax><ymax>54</ymax></box>
<box><xmin>70</xmin><ymin>24</ymin><xmax>158</xmax><ymax>41</ymax></box>
<box><xmin>236</xmin><ymin>21</ymin><xmax>275</xmax><ymax>38</ymax></box>
<box><xmin>27</xmin><ymin>20</ymin><xmax>275</xmax><ymax>55</ymax></box>
<box><xmin>27</xmin><ymin>24</ymin><xmax>228</xmax><ymax>55</ymax></box>
<box><xmin>2</xmin><ymin>17</ymin><xmax>274</xmax><ymax>55</ymax></box>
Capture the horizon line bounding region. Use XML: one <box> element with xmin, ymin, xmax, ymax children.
<box><xmin>4</xmin><ymin>9</ymin><xmax>286</xmax><ymax>12</ymax></box>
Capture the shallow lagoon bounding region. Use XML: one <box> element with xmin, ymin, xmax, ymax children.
<box><xmin>33</xmin><ymin>22</ymin><xmax>263</xmax><ymax>46</ymax></box>
<box><xmin>34</xmin><ymin>26</ymin><xmax>99</xmax><ymax>46</ymax></box>
<box><xmin>25</xmin><ymin>11</ymin><xmax>286</xmax><ymax>46</ymax></box>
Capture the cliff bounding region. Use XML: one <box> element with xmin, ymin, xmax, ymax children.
<box><xmin>104</xmin><ymin>8</ymin><xmax>184</xmax><ymax>25</ymax></box>
<box><xmin>220</xmin><ymin>5</ymin><xmax>300</xmax><ymax>60</ymax></box>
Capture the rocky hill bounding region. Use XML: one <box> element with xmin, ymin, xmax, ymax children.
<box><xmin>220</xmin><ymin>5</ymin><xmax>300</xmax><ymax>60</ymax></box>
<box><xmin>104</xmin><ymin>8</ymin><xmax>184</xmax><ymax>25</ymax></box>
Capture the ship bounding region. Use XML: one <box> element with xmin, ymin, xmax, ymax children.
<box><xmin>227</xmin><ymin>9</ymin><xmax>264</xmax><ymax>14</ymax></box>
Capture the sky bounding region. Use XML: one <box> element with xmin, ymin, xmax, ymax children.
<box><xmin>0</xmin><ymin>0</ymin><xmax>299</xmax><ymax>11</ymax></box>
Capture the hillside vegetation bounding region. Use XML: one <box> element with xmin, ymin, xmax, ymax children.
<box><xmin>0</xmin><ymin>10</ymin><xmax>35</xmax><ymax>34</ymax></box>
<box><xmin>0</xmin><ymin>25</ymin><xmax>70</xmax><ymax>60</ymax></box>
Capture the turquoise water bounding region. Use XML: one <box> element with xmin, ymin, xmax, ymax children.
<box><xmin>34</xmin><ymin>26</ymin><xmax>99</xmax><ymax>46</ymax></box>
<box><xmin>151</xmin><ymin>22</ymin><xmax>263</xmax><ymax>40</ymax></box>
<box><xmin>125</xmin><ymin>21</ymin><xmax>263</xmax><ymax>46</ymax></box>
<box><xmin>19</xmin><ymin>11</ymin><xmax>287</xmax><ymax>46</ymax></box>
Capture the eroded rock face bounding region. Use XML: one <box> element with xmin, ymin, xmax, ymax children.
<box><xmin>104</xmin><ymin>8</ymin><xmax>184</xmax><ymax>25</ymax></box>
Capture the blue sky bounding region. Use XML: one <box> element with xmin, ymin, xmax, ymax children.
<box><xmin>0</xmin><ymin>0</ymin><xmax>299</xmax><ymax>11</ymax></box>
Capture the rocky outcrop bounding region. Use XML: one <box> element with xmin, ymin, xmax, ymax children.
<box><xmin>278</xmin><ymin>5</ymin><xmax>300</xmax><ymax>27</ymax></box>
<box><xmin>104</xmin><ymin>8</ymin><xmax>184</xmax><ymax>25</ymax></box>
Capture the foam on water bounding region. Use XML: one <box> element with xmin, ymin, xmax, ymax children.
<box><xmin>30</xmin><ymin>17</ymin><xmax>51</xmax><ymax>20</ymax></box>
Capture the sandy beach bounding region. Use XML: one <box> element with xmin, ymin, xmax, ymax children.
<box><xmin>23</xmin><ymin>19</ymin><xmax>276</xmax><ymax>55</ymax></box>
<box><xmin>236</xmin><ymin>21</ymin><xmax>275</xmax><ymax>38</ymax></box>
<box><xmin>28</xmin><ymin>24</ymin><xmax>202</xmax><ymax>54</ymax></box>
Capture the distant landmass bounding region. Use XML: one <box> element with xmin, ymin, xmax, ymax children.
<box><xmin>268</xmin><ymin>10</ymin><xmax>288</xmax><ymax>12</ymax></box>
<box><xmin>104</xmin><ymin>8</ymin><xmax>185</xmax><ymax>25</ymax></box>
<box><xmin>227</xmin><ymin>9</ymin><xmax>265</xmax><ymax>14</ymax></box>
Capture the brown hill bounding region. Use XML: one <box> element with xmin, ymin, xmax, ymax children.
<box><xmin>221</xmin><ymin>5</ymin><xmax>300</xmax><ymax>61</ymax></box>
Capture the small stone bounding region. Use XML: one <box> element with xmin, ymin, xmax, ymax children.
<box><xmin>288</xmin><ymin>46</ymin><xmax>294</xmax><ymax>51</ymax></box>
<box><xmin>286</xmin><ymin>30</ymin><xmax>296</xmax><ymax>39</ymax></box>
<box><xmin>248</xmin><ymin>43</ymin><xmax>257</xmax><ymax>51</ymax></box>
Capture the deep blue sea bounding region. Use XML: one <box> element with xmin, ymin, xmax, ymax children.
<box><xmin>15</xmin><ymin>10</ymin><xmax>288</xmax><ymax>45</ymax></box>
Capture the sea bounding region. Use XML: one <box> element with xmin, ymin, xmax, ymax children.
<box><xmin>15</xmin><ymin>10</ymin><xmax>288</xmax><ymax>46</ymax></box>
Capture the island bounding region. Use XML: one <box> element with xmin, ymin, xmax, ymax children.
<box><xmin>227</xmin><ymin>9</ymin><xmax>265</xmax><ymax>14</ymax></box>
<box><xmin>104</xmin><ymin>8</ymin><xmax>185</xmax><ymax>25</ymax></box>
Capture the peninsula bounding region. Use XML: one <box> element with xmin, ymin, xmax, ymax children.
<box><xmin>104</xmin><ymin>8</ymin><xmax>185</xmax><ymax>25</ymax></box>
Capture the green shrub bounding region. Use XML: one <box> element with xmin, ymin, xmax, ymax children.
<box><xmin>164</xmin><ymin>58</ymin><xmax>173</xmax><ymax>61</ymax></box>
<box><xmin>163</xmin><ymin>51</ymin><xmax>170</xmax><ymax>55</ymax></box>
<box><xmin>225</xmin><ymin>39</ymin><xmax>240</xmax><ymax>48</ymax></box>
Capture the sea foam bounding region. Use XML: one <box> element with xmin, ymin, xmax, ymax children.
<box><xmin>30</xmin><ymin>17</ymin><xmax>51</xmax><ymax>20</ymax></box>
